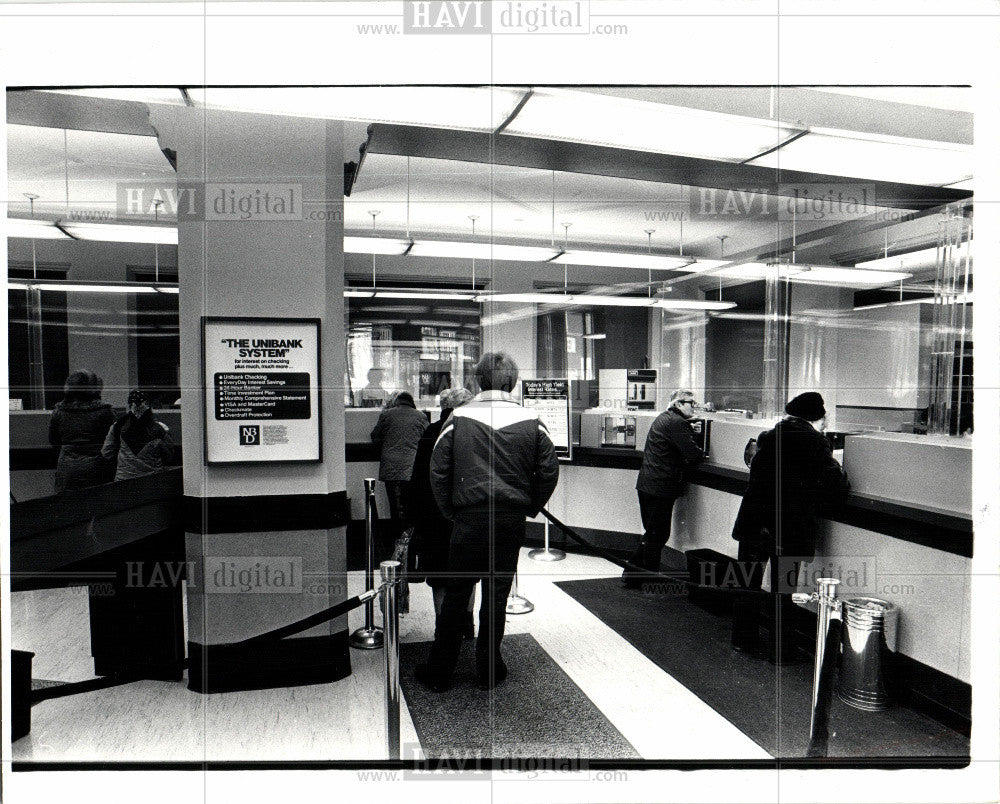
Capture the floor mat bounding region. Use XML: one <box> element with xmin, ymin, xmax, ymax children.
<box><xmin>554</xmin><ymin>577</ymin><xmax>969</xmax><ymax>760</ymax></box>
<box><xmin>400</xmin><ymin>632</ymin><xmax>640</xmax><ymax>760</ymax></box>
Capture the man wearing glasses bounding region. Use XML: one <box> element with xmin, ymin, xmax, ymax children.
<box><xmin>623</xmin><ymin>389</ymin><xmax>706</xmax><ymax>588</ymax></box>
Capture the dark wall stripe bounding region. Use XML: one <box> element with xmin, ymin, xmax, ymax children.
<box><xmin>183</xmin><ymin>490</ymin><xmax>348</xmax><ymax>534</ymax></box>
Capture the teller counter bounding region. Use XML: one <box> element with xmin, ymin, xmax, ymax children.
<box><xmin>547</xmin><ymin>412</ymin><xmax>973</xmax><ymax>704</ymax></box>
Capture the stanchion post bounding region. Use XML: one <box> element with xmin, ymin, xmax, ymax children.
<box><xmin>381</xmin><ymin>560</ymin><xmax>401</xmax><ymax>760</ymax></box>
<box><xmin>506</xmin><ymin>571</ymin><xmax>534</xmax><ymax>614</ymax></box>
<box><xmin>351</xmin><ymin>479</ymin><xmax>384</xmax><ymax>650</ymax></box>
<box><xmin>794</xmin><ymin>577</ymin><xmax>841</xmax><ymax>743</ymax></box>
<box><xmin>529</xmin><ymin>516</ymin><xmax>566</xmax><ymax>562</ymax></box>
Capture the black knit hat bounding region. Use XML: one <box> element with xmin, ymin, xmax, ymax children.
<box><xmin>785</xmin><ymin>392</ymin><xmax>826</xmax><ymax>421</ymax></box>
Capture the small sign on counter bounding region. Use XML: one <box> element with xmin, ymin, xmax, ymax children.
<box><xmin>202</xmin><ymin>317</ymin><xmax>322</xmax><ymax>465</ymax></box>
<box><xmin>521</xmin><ymin>378</ymin><xmax>571</xmax><ymax>460</ymax></box>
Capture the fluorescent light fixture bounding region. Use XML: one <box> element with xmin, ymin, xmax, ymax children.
<box><xmin>696</xmin><ymin>261</ymin><xmax>910</xmax><ymax>286</ymax></box>
<box><xmin>477</xmin><ymin>292</ymin><xmax>573</xmax><ymax>304</ymax></box>
<box><xmin>551</xmin><ymin>250</ymin><xmax>693</xmax><ymax>271</ymax></box>
<box><xmin>796</xmin><ymin>266</ymin><xmax>911</xmax><ymax>286</ymax></box>
<box><xmin>344</xmin><ymin>289</ymin><xmax>375</xmax><ymax>298</ymax></box>
<box><xmin>11</xmin><ymin>280</ymin><xmax>169</xmax><ymax>294</ymax></box>
<box><xmin>188</xmin><ymin>87</ymin><xmax>525</xmax><ymax>132</ymax></box>
<box><xmin>504</xmin><ymin>88</ymin><xmax>801</xmax><ymax>161</ymax></box>
<box><xmin>409</xmin><ymin>240</ymin><xmax>559</xmax><ymax>262</ymax></box>
<box><xmin>747</xmin><ymin>127</ymin><xmax>972</xmax><ymax>186</ymax></box>
<box><xmin>656</xmin><ymin>299</ymin><xmax>736</xmax><ymax>311</ymax></box>
<box><xmin>854</xmin><ymin>293</ymin><xmax>972</xmax><ymax>311</ymax></box>
<box><xmin>583</xmin><ymin>333</ymin><xmax>607</xmax><ymax>340</ymax></box>
<box><xmin>698</xmin><ymin>262</ymin><xmax>810</xmax><ymax>280</ymax></box>
<box><xmin>682</xmin><ymin>259</ymin><xmax>731</xmax><ymax>272</ymax></box>
<box><xmin>480</xmin><ymin>291</ymin><xmax>735</xmax><ymax>311</ymax></box>
<box><xmin>344</xmin><ymin>236</ymin><xmax>412</xmax><ymax>255</ymax></box>
<box><xmin>61</xmin><ymin>223</ymin><xmax>179</xmax><ymax>244</ymax></box>
<box><xmin>373</xmin><ymin>291</ymin><xmax>478</xmax><ymax>301</ymax></box>
<box><xmin>857</xmin><ymin>241</ymin><xmax>971</xmax><ymax>272</ymax></box>
<box><xmin>6</xmin><ymin>218</ymin><xmax>71</xmax><ymax>240</ymax></box>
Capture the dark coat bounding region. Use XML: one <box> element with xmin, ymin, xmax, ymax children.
<box><xmin>370</xmin><ymin>401</ymin><xmax>429</xmax><ymax>482</ymax></box>
<box><xmin>635</xmin><ymin>407</ymin><xmax>705</xmax><ymax>498</ymax></box>
<box><xmin>406</xmin><ymin>410</ymin><xmax>453</xmax><ymax>586</ymax></box>
<box><xmin>429</xmin><ymin>391</ymin><xmax>559</xmax><ymax>522</ymax></box>
<box><xmin>101</xmin><ymin>410</ymin><xmax>176</xmax><ymax>481</ymax></box>
<box><xmin>731</xmin><ymin>416</ymin><xmax>849</xmax><ymax>560</ymax></box>
<box><xmin>48</xmin><ymin>400</ymin><xmax>116</xmax><ymax>493</ymax></box>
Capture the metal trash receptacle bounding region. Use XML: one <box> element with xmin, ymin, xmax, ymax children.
<box><xmin>838</xmin><ymin>597</ymin><xmax>899</xmax><ymax>711</ymax></box>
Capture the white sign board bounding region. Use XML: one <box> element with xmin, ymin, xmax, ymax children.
<box><xmin>521</xmin><ymin>378</ymin><xmax>571</xmax><ymax>460</ymax></box>
<box><xmin>202</xmin><ymin>317</ymin><xmax>322</xmax><ymax>464</ymax></box>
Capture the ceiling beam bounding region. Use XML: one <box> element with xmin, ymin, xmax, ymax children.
<box><xmin>366</xmin><ymin>123</ymin><xmax>971</xmax><ymax>211</ymax></box>
<box><xmin>7</xmin><ymin>90</ymin><xmax>157</xmax><ymax>137</ymax></box>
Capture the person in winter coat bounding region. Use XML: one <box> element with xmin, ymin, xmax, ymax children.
<box><xmin>730</xmin><ymin>391</ymin><xmax>849</xmax><ymax>663</ymax></box>
<box><xmin>101</xmin><ymin>389</ymin><xmax>175</xmax><ymax>481</ymax></box>
<box><xmin>622</xmin><ymin>389</ymin><xmax>706</xmax><ymax>587</ymax></box>
<box><xmin>370</xmin><ymin>390</ymin><xmax>428</xmax><ymax>556</ymax></box>
<box><xmin>415</xmin><ymin>353</ymin><xmax>559</xmax><ymax>693</ymax></box>
<box><xmin>49</xmin><ymin>370</ymin><xmax>116</xmax><ymax>493</ymax></box>
<box><xmin>406</xmin><ymin>387</ymin><xmax>476</xmax><ymax>636</ymax></box>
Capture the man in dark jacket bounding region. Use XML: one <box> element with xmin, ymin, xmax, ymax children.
<box><xmin>406</xmin><ymin>387</ymin><xmax>475</xmax><ymax>634</ymax></box>
<box><xmin>623</xmin><ymin>389</ymin><xmax>705</xmax><ymax>587</ymax></box>
<box><xmin>730</xmin><ymin>391</ymin><xmax>849</xmax><ymax>663</ymax></box>
<box><xmin>370</xmin><ymin>390</ymin><xmax>428</xmax><ymax>556</ymax></box>
<box><xmin>415</xmin><ymin>353</ymin><xmax>559</xmax><ymax>693</ymax></box>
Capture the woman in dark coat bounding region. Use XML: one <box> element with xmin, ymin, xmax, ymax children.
<box><xmin>730</xmin><ymin>392</ymin><xmax>849</xmax><ymax>662</ymax></box>
<box><xmin>48</xmin><ymin>370</ymin><xmax>116</xmax><ymax>493</ymax></box>
<box><xmin>370</xmin><ymin>390</ymin><xmax>429</xmax><ymax>557</ymax></box>
<box><xmin>406</xmin><ymin>388</ymin><xmax>475</xmax><ymax>637</ymax></box>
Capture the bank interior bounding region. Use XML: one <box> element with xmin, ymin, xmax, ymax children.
<box><xmin>6</xmin><ymin>86</ymin><xmax>975</xmax><ymax>766</ymax></box>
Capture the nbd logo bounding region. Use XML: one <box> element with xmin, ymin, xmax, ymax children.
<box><xmin>239</xmin><ymin>425</ymin><xmax>260</xmax><ymax>446</ymax></box>
<box><xmin>404</xmin><ymin>1</ymin><xmax>489</xmax><ymax>33</ymax></box>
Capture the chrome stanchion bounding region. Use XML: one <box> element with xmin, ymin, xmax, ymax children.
<box><xmin>506</xmin><ymin>571</ymin><xmax>534</xmax><ymax>614</ymax></box>
<box><xmin>380</xmin><ymin>560</ymin><xmax>401</xmax><ymax>760</ymax></box>
<box><xmin>351</xmin><ymin>479</ymin><xmax>384</xmax><ymax>650</ymax></box>
<box><xmin>529</xmin><ymin>518</ymin><xmax>565</xmax><ymax>562</ymax></box>
<box><xmin>793</xmin><ymin>577</ymin><xmax>842</xmax><ymax>744</ymax></box>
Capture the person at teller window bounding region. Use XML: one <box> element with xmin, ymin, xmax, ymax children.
<box><xmin>730</xmin><ymin>391</ymin><xmax>849</xmax><ymax>664</ymax></box>
<box><xmin>49</xmin><ymin>370</ymin><xmax>116</xmax><ymax>493</ymax></box>
<box><xmin>622</xmin><ymin>389</ymin><xmax>706</xmax><ymax>588</ymax></box>
<box><xmin>101</xmin><ymin>389</ymin><xmax>176</xmax><ymax>481</ymax></box>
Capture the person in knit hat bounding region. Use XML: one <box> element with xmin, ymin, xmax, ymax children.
<box><xmin>729</xmin><ymin>391</ymin><xmax>848</xmax><ymax>663</ymax></box>
<box><xmin>784</xmin><ymin>391</ymin><xmax>826</xmax><ymax>424</ymax></box>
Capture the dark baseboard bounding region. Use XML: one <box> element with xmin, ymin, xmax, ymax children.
<box><xmin>187</xmin><ymin>631</ymin><xmax>351</xmax><ymax>694</ymax></box>
<box><xmin>894</xmin><ymin>654</ymin><xmax>972</xmax><ymax>737</ymax></box>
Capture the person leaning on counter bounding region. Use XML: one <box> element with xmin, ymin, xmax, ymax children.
<box><xmin>730</xmin><ymin>391</ymin><xmax>850</xmax><ymax>664</ymax></box>
<box><xmin>623</xmin><ymin>389</ymin><xmax>706</xmax><ymax>588</ymax></box>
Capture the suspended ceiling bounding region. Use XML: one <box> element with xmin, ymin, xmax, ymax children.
<box><xmin>6</xmin><ymin>85</ymin><xmax>974</xmax><ymax>288</ymax></box>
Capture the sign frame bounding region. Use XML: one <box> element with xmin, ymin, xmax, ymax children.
<box><xmin>521</xmin><ymin>377</ymin><xmax>572</xmax><ymax>462</ymax></box>
<box><xmin>201</xmin><ymin>316</ymin><xmax>323</xmax><ymax>466</ymax></box>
